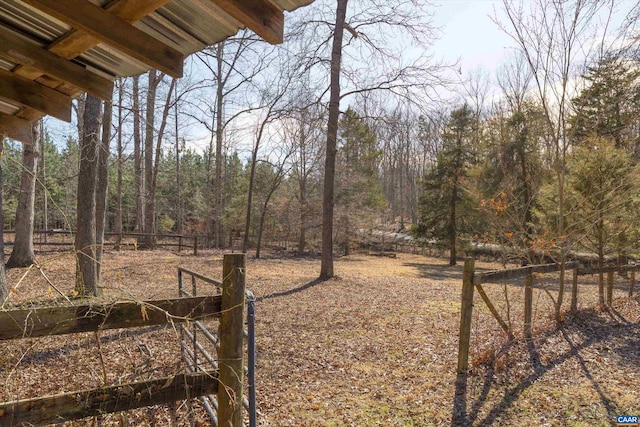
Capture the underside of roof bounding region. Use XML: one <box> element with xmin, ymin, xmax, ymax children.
<box><xmin>0</xmin><ymin>0</ymin><xmax>314</xmax><ymax>143</ymax></box>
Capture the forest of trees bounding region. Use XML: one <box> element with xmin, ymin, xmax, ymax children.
<box><xmin>2</xmin><ymin>0</ymin><xmax>640</xmax><ymax>302</ymax></box>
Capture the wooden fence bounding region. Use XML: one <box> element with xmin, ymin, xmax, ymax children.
<box><xmin>178</xmin><ymin>258</ymin><xmax>256</xmax><ymax>427</ymax></box>
<box><xmin>0</xmin><ymin>253</ymin><xmax>247</xmax><ymax>427</ymax></box>
<box><xmin>457</xmin><ymin>259</ymin><xmax>637</xmax><ymax>373</ymax></box>
<box><xmin>4</xmin><ymin>230</ymin><xmax>207</xmax><ymax>254</ymax></box>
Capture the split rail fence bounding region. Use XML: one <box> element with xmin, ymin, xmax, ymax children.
<box><xmin>4</xmin><ymin>230</ymin><xmax>206</xmax><ymax>254</ymax></box>
<box><xmin>457</xmin><ymin>258</ymin><xmax>638</xmax><ymax>374</ymax></box>
<box><xmin>0</xmin><ymin>253</ymin><xmax>249</xmax><ymax>427</ymax></box>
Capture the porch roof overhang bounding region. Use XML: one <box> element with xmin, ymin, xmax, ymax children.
<box><xmin>0</xmin><ymin>0</ymin><xmax>313</xmax><ymax>143</ymax></box>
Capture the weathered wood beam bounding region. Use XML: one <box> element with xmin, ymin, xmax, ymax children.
<box><xmin>0</xmin><ymin>69</ymin><xmax>71</xmax><ymax>122</ymax></box>
<box><xmin>0</xmin><ymin>27</ymin><xmax>114</xmax><ymax>101</ymax></box>
<box><xmin>44</xmin><ymin>0</ymin><xmax>173</xmax><ymax>60</ymax></box>
<box><xmin>0</xmin><ymin>113</ymin><xmax>34</xmax><ymax>143</ymax></box>
<box><xmin>0</xmin><ymin>371</ymin><xmax>218</xmax><ymax>426</ymax></box>
<box><xmin>0</xmin><ymin>296</ymin><xmax>222</xmax><ymax>340</ymax></box>
<box><xmin>211</xmin><ymin>0</ymin><xmax>284</xmax><ymax>44</ymax></box>
<box><xmin>577</xmin><ymin>263</ymin><xmax>638</xmax><ymax>276</ymax></box>
<box><xmin>474</xmin><ymin>261</ymin><xmax>580</xmax><ymax>284</ymax></box>
<box><xmin>21</xmin><ymin>0</ymin><xmax>184</xmax><ymax>78</ymax></box>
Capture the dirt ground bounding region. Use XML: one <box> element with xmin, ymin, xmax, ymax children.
<box><xmin>1</xmin><ymin>248</ymin><xmax>639</xmax><ymax>426</ymax></box>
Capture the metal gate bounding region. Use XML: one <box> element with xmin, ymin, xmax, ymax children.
<box><xmin>178</xmin><ymin>267</ymin><xmax>257</xmax><ymax>426</ymax></box>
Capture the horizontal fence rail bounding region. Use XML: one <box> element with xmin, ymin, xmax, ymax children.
<box><xmin>0</xmin><ymin>296</ymin><xmax>222</xmax><ymax>340</ymax></box>
<box><xmin>0</xmin><ymin>371</ymin><xmax>219</xmax><ymax>427</ymax></box>
<box><xmin>3</xmin><ymin>230</ymin><xmax>210</xmax><ymax>254</ymax></box>
<box><xmin>0</xmin><ymin>254</ymin><xmax>247</xmax><ymax>427</ymax></box>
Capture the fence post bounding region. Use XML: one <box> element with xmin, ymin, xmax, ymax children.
<box><xmin>607</xmin><ymin>270</ymin><xmax>614</xmax><ymax>306</ymax></box>
<box><xmin>457</xmin><ymin>258</ymin><xmax>475</xmax><ymax>374</ymax></box>
<box><xmin>178</xmin><ymin>236</ymin><xmax>182</xmax><ymax>253</ymax></box>
<box><xmin>218</xmin><ymin>254</ymin><xmax>246</xmax><ymax>427</ymax></box>
<box><xmin>524</xmin><ymin>268</ymin><xmax>533</xmax><ymax>339</ymax></box>
<box><xmin>193</xmin><ymin>236</ymin><xmax>198</xmax><ymax>256</ymax></box>
<box><xmin>630</xmin><ymin>268</ymin><xmax>635</xmax><ymax>297</ymax></box>
<box><xmin>571</xmin><ymin>267</ymin><xmax>579</xmax><ymax>313</ymax></box>
<box><xmin>246</xmin><ymin>290</ymin><xmax>257</xmax><ymax>427</ymax></box>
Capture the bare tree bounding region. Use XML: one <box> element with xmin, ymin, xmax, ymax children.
<box><xmin>75</xmin><ymin>94</ymin><xmax>102</xmax><ymax>296</ymax></box>
<box><xmin>95</xmin><ymin>100</ymin><xmax>112</xmax><ymax>281</ymax></box>
<box><xmin>0</xmin><ymin>137</ymin><xmax>8</xmax><ymax>303</ymax></box>
<box><xmin>6</xmin><ymin>121</ymin><xmax>40</xmax><ymax>268</ymax></box>
<box><xmin>242</xmin><ymin>70</ymin><xmax>291</xmax><ymax>254</ymax></box>
<box><xmin>142</xmin><ymin>72</ymin><xmax>175</xmax><ymax>248</ymax></box>
<box><xmin>114</xmin><ymin>79</ymin><xmax>124</xmax><ymax>249</ymax></box>
<box><xmin>191</xmin><ymin>33</ymin><xmax>273</xmax><ymax>247</ymax></box>
<box><xmin>498</xmin><ymin>0</ymin><xmax>603</xmax><ymax>319</ymax></box>
<box><xmin>133</xmin><ymin>75</ymin><xmax>144</xmax><ymax>234</ymax></box>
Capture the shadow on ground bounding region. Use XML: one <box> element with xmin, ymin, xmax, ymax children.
<box><xmin>403</xmin><ymin>262</ymin><xmax>464</xmax><ymax>281</ymax></box>
<box><xmin>451</xmin><ymin>306</ymin><xmax>640</xmax><ymax>426</ymax></box>
<box><xmin>256</xmin><ymin>278</ymin><xmax>326</xmax><ymax>302</ymax></box>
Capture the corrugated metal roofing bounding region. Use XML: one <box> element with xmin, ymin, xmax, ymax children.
<box><xmin>0</xmin><ymin>0</ymin><xmax>313</xmax><ymax>79</ymax></box>
<box><xmin>0</xmin><ymin>0</ymin><xmax>315</xmax><ymax>141</ymax></box>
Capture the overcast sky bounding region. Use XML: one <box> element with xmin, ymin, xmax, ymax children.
<box><xmin>430</xmin><ymin>0</ymin><xmax>636</xmax><ymax>76</ymax></box>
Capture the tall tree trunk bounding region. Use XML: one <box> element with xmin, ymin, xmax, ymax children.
<box><xmin>298</xmin><ymin>182</ymin><xmax>307</xmax><ymax>254</ymax></box>
<box><xmin>133</xmin><ymin>76</ymin><xmax>144</xmax><ymax>234</ymax></box>
<box><xmin>320</xmin><ymin>0</ymin><xmax>348</xmax><ymax>280</ymax></box>
<box><xmin>175</xmin><ymin>83</ymin><xmax>182</xmax><ymax>234</ymax></box>
<box><xmin>7</xmin><ymin>121</ymin><xmax>40</xmax><ymax>268</ymax></box>
<box><xmin>149</xmin><ymin>78</ymin><xmax>175</xmax><ymax>237</ymax></box>
<box><xmin>449</xmin><ymin>177</ymin><xmax>458</xmax><ymax>266</ymax></box>
<box><xmin>255</xmin><ymin>201</ymin><xmax>268</xmax><ymax>259</ymax></box>
<box><xmin>96</xmin><ymin>100</ymin><xmax>112</xmax><ymax>282</ymax></box>
<box><xmin>0</xmin><ymin>147</ymin><xmax>8</xmax><ymax>303</ymax></box>
<box><xmin>144</xmin><ymin>70</ymin><xmax>158</xmax><ymax>248</ymax></box>
<box><xmin>214</xmin><ymin>42</ymin><xmax>225</xmax><ymax>248</ymax></box>
<box><xmin>114</xmin><ymin>79</ymin><xmax>124</xmax><ymax>250</ymax></box>
<box><xmin>41</xmin><ymin>123</ymin><xmax>48</xmax><ymax>238</ymax></box>
<box><xmin>75</xmin><ymin>94</ymin><xmax>102</xmax><ymax>296</ymax></box>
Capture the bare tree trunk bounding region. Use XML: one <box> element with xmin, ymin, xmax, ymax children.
<box><xmin>214</xmin><ymin>42</ymin><xmax>225</xmax><ymax>248</ymax></box>
<box><xmin>174</xmin><ymin>83</ymin><xmax>182</xmax><ymax>234</ymax></box>
<box><xmin>133</xmin><ymin>76</ymin><xmax>144</xmax><ymax>234</ymax></box>
<box><xmin>144</xmin><ymin>70</ymin><xmax>159</xmax><ymax>248</ymax></box>
<box><xmin>320</xmin><ymin>0</ymin><xmax>348</xmax><ymax>280</ymax></box>
<box><xmin>114</xmin><ymin>79</ymin><xmax>124</xmax><ymax>250</ymax></box>
<box><xmin>96</xmin><ymin>100</ymin><xmax>112</xmax><ymax>282</ymax></box>
<box><xmin>41</xmin><ymin>123</ymin><xmax>48</xmax><ymax>238</ymax></box>
<box><xmin>297</xmin><ymin>183</ymin><xmax>307</xmax><ymax>254</ymax></box>
<box><xmin>0</xmin><ymin>151</ymin><xmax>8</xmax><ymax>303</ymax></box>
<box><xmin>75</xmin><ymin>94</ymin><xmax>102</xmax><ymax>296</ymax></box>
<box><xmin>449</xmin><ymin>177</ymin><xmax>458</xmax><ymax>266</ymax></box>
<box><xmin>7</xmin><ymin>121</ymin><xmax>40</xmax><ymax>268</ymax></box>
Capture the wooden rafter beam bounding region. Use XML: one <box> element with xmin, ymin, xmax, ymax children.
<box><xmin>0</xmin><ymin>113</ymin><xmax>34</xmax><ymax>143</ymax></box>
<box><xmin>0</xmin><ymin>27</ymin><xmax>114</xmax><ymax>101</ymax></box>
<box><xmin>45</xmin><ymin>0</ymin><xmax>174</xmax><ymax>60</ymax></box>
<box><xmin>211</xmin><ymin>0</ymin><xmax>285</xmax><ymax>44</ymax></box>
<box><xmin>21</xmin><ymin>0</ymin><xmax>184</xmax><ymax>78</ymax></box>
<box><xmin>0</xmin><ymin>69</ymin><xmax>71</xmax><ymax>122</ymax></box>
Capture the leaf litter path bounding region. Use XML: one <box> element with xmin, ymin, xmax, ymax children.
<box><xmin>3</xmin><ymin>249</ymin><xmax>639</xmax><ymax>426</ymax></box>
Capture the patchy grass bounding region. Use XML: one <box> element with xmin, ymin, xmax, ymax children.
<box><xmin>1</xmin><ymin>248</ymin><xmax>639</xmax><ymax>426</ymax></box>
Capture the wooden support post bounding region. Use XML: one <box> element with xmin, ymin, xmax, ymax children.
<box><xmin>457</xmin><ymin>258</ymin><xmax>475</xmax><ymax>374</ymax></box>
<box><xmin>178</xmin><ymin>235</ymin><xmax>182</xmax><ymax>253</ymax></box>
<box><xmin>571</xmin><ymin>267</ymin><xmax>578</xmax><ymax>313</ymax></box>
<box><xmin>630</xmin><ymin>269</ymin><xmax>635</xmax><ymax>297</ymax></box>
<box><xmin>475</xmin><ymin>282</ymin><xmax>511</xmax><ymax>337</ymax></box>
<box><xmin>607</xmin><ymin>270</ymin><xmax>614</xmax><ymax>306</ymax></box>
<box><xmin>524</xmin><ymin>269</ymin><xmax>533</xmax><ymax>339</ymax></box>
<box><xmin>194</xmin><ymin>236</ymin><xmax>198</xmax><ymax>256</ymax></box>
<box><xmin>218</xmin><ymin>253</ymin><xmax>246</xmax><ymax>427</ymax></box>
